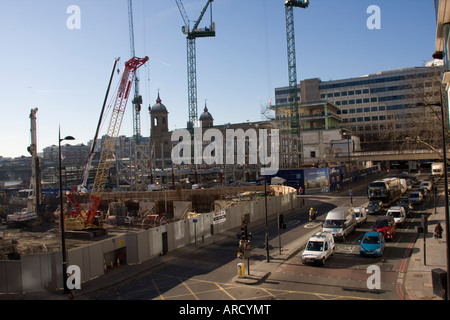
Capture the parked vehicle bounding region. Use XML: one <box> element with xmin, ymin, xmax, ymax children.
<box><xmin>386</xmin><ymin>206</ymin><xmax>406</xmax><ymax>226</ymax></box>
<box><xmin>354</xmin><ymin>206</ymin><xmax>368</xmax><ymax>226</ymax></box>
<box><xmin>408</xmin><ymin>191</ymin><xmax>423</xmax><ymax>205</ymax></box>
<box><xmin>359</xmin><ymin>231</ymin><xmax>385</xmax><ymax>257</ymax></box>
<box><xmin>301</xmin><ymin>232</ymin><xmax>335</xmax><ymax>266</ymax></box>
<box><xmin>372</xmin><ymin>216</ymin><xmax>397</xmax><ymax>240</ymax></box>
<box><xmin>322</xmin><ymin>206</ymin><xmax>357</xmax><ymax>242</ymax></box>
<box><xmin>366</xmin><ymin>200</ymin><xmax>384</xmax><ymax>215</ymax></box>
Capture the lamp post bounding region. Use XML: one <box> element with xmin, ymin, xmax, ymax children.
<box><xmin>58</xmin><ymin>129</ymin><xmax>75</xmax><ymax>294</ymax></box>
<box><xmin>343</xmin><ymin>131</ymin><xmax>353</xmax><ymax>206</ymax></box>
<box><xmin>439</xmin><ymin>84</ymin><xmax>450</xmax><ymax>300</ymax></box>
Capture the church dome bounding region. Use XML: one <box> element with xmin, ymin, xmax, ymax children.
<box><xmin>151</xmin><ymin>92</ymin><xmax>167</xmax><ymax>112</ymax></box>
<box><xmin>199</xmin><ymin>106</ymin><xmax>213</xmax><ymax>121</ymax></box>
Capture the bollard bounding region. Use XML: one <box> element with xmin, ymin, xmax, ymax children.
<box><xmin>237</xmin><ymin>263</ymin><xmax>245</xmax><ymax>278</ymax></box>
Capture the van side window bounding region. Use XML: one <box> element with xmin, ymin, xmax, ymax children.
<box><xmin>325</xmin><ymin>242</ymin><xmax>328</xmax><ymax>250</ymax></box>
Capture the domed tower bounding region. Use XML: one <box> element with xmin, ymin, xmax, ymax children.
<box><xmin>150</xmin><ymin>92</ymin><xmax>170</xmax><ymax>168</ymax></box>
<box><xmin>150</xmin><ymin>92</ymin><xmax>168</xmax><ymax>135</ymax></box>
<box><xmin>199</xmin><ymin>103</ymin><xmax>214</xmax><ymax>128</ymax></box>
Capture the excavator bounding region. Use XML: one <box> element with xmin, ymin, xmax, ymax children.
<box><xmin>65</xmin><ymin>56</ymin><xmax>149</xmax><ymax>238</ymax></box>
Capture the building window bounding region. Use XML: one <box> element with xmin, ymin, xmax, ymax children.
<box><xmin>310</xmin><ymin>151</ymin><xmax>316</xmax><ymax>158</ymax></box>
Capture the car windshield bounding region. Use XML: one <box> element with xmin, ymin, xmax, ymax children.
<box><xmin>306</xmin><ymin>241</ymin><xmax>324</xmax><ymax>251</ymax></box>
<box><xmin>323</xmin><ymin>219</ymin><xmax>344</xmax><ymax>228</ymax></box>
<box><xmin>362</xmin><ymin>236</ymin><xmax>380</xmax><ymax>244</ymax></box>
<box><xmin>387</xmin><ymin>211</ymin><xmax>401</xmax><ymax>218</ymax></box>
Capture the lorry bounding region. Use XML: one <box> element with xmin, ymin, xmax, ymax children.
<box><xmin>431</xmin><ymin>162</ymin><xmax>444</xmax><ymax>177</ymax></box>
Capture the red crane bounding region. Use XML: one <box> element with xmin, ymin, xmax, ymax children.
<box><xmin>66</xmin><ymin>56</ymin><xmax>149</xmax><ymax>235</ymax></box>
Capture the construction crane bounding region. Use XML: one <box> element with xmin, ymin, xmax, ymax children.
<box><xmin>284</xmin><ymin>0</ymin><xmax>309</xmax><ymax>168</ymax></box>
<box><xmin>66</xmin><ymin>56</ymin><xmax>149</xmax><ymax>236</ymax></box>
<box><xmin>175</xmin><ymin>0</ymin><xmax>215</xmax><ymax>130</ymax></box>
<box><xmin>128</xmin><ymin>0</ymin><xmax>143</xmax><ymax>144</ymax></box>
<box><xmin>78</xmin><ymin>58</ymin><xmax>120</xmax><ymax>193</ymax></box>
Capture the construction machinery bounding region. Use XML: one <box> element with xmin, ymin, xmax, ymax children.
<box><xmin>128</xmin><ymin>0</ymin><xmax>143</xmax><ymax>144</ymax></box>
<box><xmin>284</xmin><ymin>0</ymin><xmax>309</xmax><ymax>168</ymax></box>
<box><xmin>6</xmin><ymin>108</ymin><xmax>42</xmax><ymax>227</ymax></box>
<box><xmin>65</xmin><ymin>56</ymin><xmax>149</xmax><ymax>237</ymax></box>
<box><xmin>175</xmin><ymin>0</ymin><xmax>215</xmax><ymax>130</ymax></box>
<box><xmin>77</xmin><ymin>58</ymin><xmax>120</xmax><ymax>193</ymax></box>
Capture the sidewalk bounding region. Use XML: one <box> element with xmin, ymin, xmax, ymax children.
<box><xmin>404</xmin><ymin>191</ymin><xmax>448</xmax><ymax>300</ymax></box>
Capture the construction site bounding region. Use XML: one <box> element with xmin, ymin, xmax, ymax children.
<box><xmin>0</xmin><ymin>0</ymin><xmax>308</xmax><ymax>293</ymax></box>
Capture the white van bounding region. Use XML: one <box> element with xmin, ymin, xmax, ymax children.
<box><xmin>301</xmin><ymin>232</ymin><xmax>335</xmax><ymax>266</ymax></box>
<box><xmin>322</xmin><ymin>206</ymin><xmax>357</xmax><ymax>242</ymax></box>
<box><xmin>386</xmin><ymin>206</ymin><xmax>406</xmax><ymax>226</ymax></box>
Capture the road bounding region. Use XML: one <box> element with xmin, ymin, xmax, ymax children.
<box><xmin>86</xmin><ymin>173</ymin><xmax>437</xmax><ymax>301</ymax></box>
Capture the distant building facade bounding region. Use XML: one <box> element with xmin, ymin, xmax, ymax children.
<box><xmin>274</xmin><ymin>65</ymin><xmax>444</xmax><ymax>152</ymax></box>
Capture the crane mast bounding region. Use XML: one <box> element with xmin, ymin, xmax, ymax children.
<box><xmin>128</xmin><ymin>0</ymin><xmax>142</xmax><ymax>144</ymax></box>
<box><xmin>284</xmin><ymin>0</ymin><xmax>308</xmax><ymax>168</ymax></box>
<box><xmin>175</xmin><ymin>0</ymin><xmax>215</xmax><ymax>130</ymax></box>
<box><xmin>65</xmin><ymin>56</ymin><xmax>149</xmax><ymax>232</ymax></box>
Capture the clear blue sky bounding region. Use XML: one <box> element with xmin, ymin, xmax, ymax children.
<box><xmin>0</xmin><ymin>0</ymin><xmax>438</xmax><ymax>158</ymax></box>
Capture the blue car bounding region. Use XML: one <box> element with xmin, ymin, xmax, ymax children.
<box><xmin>359</xmin><ymin>231</ymin><xmax>385</xmax><ymax>257</ymax></box>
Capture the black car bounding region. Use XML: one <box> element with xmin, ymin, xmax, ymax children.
<box><xmin>396</xmin><ymin>199</ymin><xmax>413</xmax><ymax>217</ymax></box>
<box><xmin>366</xmin><ymin>200</ymin><xmax>384</xmax><ymax>215</ymax></box>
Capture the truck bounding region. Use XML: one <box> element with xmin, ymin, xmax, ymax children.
<box><xmin>431</xmin><ymin>162</ymin><xmax>444</xmax><ymax>177</ymax></box>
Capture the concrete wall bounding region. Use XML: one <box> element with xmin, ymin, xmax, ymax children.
<box><xmin>0</xmin><ymin>186</ymin><xmax>296</xmax><ymax>293</ymax></box>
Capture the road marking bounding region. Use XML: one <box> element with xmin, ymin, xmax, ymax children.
<box><xmin>179</xmin><ymin>277</ymin><xmax>200</xmax><ymax>300</ymax></box>
<box><xmin>152</xmin><ymin>278</ymin><xmax>165</xmax><ymax>300</ymax></box>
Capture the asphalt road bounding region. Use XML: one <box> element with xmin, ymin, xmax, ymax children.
<box><xmin>86</xmin><ymin>173</ymin><xmax>436</xmax><ymax>301</ymax></box>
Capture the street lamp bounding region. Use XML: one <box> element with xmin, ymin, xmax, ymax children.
<box><xmin>439</xmin><ymin>84</ymin><xmax>450</xmax><ymax>300</ymax></box>
<box><xmin>343</xmin><ymin>131</ymin><xmax>353</xmax><ymax>205</ymax></box>
<box><xmin>58</xmin><ymin>129</ymin><xmax>75</xmax><ymax>294</ymax></box>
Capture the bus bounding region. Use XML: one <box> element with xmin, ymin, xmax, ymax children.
<box><xmin>367</xmin><ymin>177</ymin><xmax>402</xmax><ymax>207</ymax></box>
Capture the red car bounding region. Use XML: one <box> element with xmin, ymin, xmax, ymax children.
<box><xmin>372</xmin><ymin>216</ymin><xmax>397</xmax><ymax>240</ymax></box>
